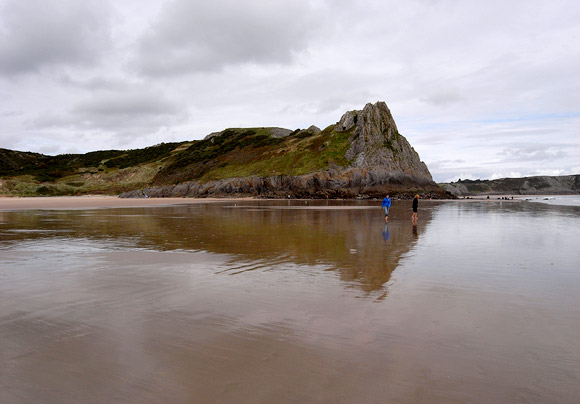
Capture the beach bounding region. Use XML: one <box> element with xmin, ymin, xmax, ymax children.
<box><xmin>0</xmin><ymin>196</ymin><xmax>255</xmax><ymax>211</ymax></box>
<box><xmin>0</xmin><ymin>194</ymin><xmax>535</xmax><ymax>212</ymax></box>
<box><xmin>1</xmin><ymin>198</ymin><xmax>579</xmax><ymax>403</ymax></box>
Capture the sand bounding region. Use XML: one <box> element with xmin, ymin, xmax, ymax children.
<box><xmin>0</xmin><ymin>195</ymin><xmax>529</xmax><ymax>212</ymax></box>
<box><xmin>0</xmin><ymin>196</ymin><xmax>253</xmax><ymax>211</ymax></box>
<box><xmin>1</xmin><ymin>199</ymin><xmax>579</xmax><ymax>403</ymax></box>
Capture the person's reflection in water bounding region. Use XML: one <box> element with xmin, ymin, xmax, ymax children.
<box><xmin>412</xmin><ymin>223</ymin><xmax>418</xmax><ymax>239</ymax></box>
<box><xmin>382</xmin><ymin>223</ymin><xmax>390</xmax><ymax>246</ymax></box>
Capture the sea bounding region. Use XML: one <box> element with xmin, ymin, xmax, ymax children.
<box><xmin>1</xmin><ymin>199</ymin><xmax>579</xmax><ymax>404</ymax></box>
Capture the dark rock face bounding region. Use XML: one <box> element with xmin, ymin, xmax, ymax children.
<box><xmin>120</xmin><ymin>168</ymin><xmax>445</xmax><ymax>199</ymax></box>
<box><xmin>121</xmin><ymin>101</ymin><xmax>444</xmax><ymax>199</ymax></box>
<box><xmin>444</xmin><ymin>175</ymin><xmax>580</xmax><ymax>196</ymax></box>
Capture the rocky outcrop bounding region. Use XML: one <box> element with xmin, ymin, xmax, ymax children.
<box><xmin>120</xmin><ymin>168</ymin><xmax>443</xmax><ymax>199</ymax></box>
<box><xmin>340</xmin><ymin>102</ymin><xmax>432</xmax><ymax>181</ymax></box>
<box><xmin>444</xmin><ymin>175</ymin><xmax>580</xmax><ymax>196</ymax></box>
<box><xmin>120</xmin><ymin>101</ymin><xmax>446</xmax><ymax>199</ymax></box>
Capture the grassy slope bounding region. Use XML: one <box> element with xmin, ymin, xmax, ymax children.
<box><xmin>151</xmin><ymin>125</ymin><xmax>353</xmax><ymax>185</ymax></box>
<box><xmin>0</xmin><ymin>143</ymin><xmax>185</xmax><ymax>196</ymax></box>
<box><xmin>207</xmin><ymin>126</ymin><xmax>353</xmax><ymax>179</ymax></box>
<box><xmin>0</xmin><ymin>125</ymin><xmax>355</xmax><ymax>196</ymax></box>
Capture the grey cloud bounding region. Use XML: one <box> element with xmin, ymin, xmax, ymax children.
<box><xmin>57</xmin><ymin>74</ymin><xmax>134</xmax><ymax>92</ymax></box>
<box><xmin>0</xmin><ymin>0</ymin><xmax>113</xmax><ymax>75</ymax></box>
<box><xmin>420</xmin><ymin>89</ymin><xmax>464</xmax><ymax>106</ymax></box>
<box><xmin>30</xmin><ymin>90</ymin><xmax>187</xmax><ymax>137</ymax></box>
<box><xmin>498</xmin><ymin>145</ymin><xmax>567</xmax><ymax>162</ymax></box>
<box><xmin>133</xmin><ymin>0</ymin><xmax>321</xmax><ymax>76</ymax></box>
<box><xmin>74</xmin><ymin>93</ymin><xmax>180</xmax><ymax>119</ymax></box>
<box><xmin>0</xmin><ymin>109</ymin><xmax>24</xmax><ymax>118</ymax></box>
<box><xmin>72</xmin><ymin>96</ymin><xmax>186</xmax><ymax>135</ymax></box>
<box><xmin>1</xmin><ymin>0</ymin><xmax>579</xmax><ymax>182</ymax></box>
<box><xmin>426</xmin><ymin>159</ymin><xmax>466</xmax><ymax>170</ymax></box>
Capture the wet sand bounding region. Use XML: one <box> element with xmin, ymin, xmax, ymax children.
<box><xmin>0</xmin><ymin>195</ymin><xmax>526</xmax><ymax>212</ymax></box>
<box><xmin>0</xmin><ymin>196</ymin><xmax>255</xmax><ymax>211</ymax></box>
<box><xmin>1</xmin><ymin>199</ymin><xmax>579</xmax><ymax>403</ymax></box>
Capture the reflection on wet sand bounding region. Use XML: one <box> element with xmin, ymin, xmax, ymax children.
<box><xmin>0</xmin><ymin>200</ymin><xmax>434</xmax><ymax>403</ymax></box>
<box><xmin>3</xmin><ymin>200</ymin><xmax>579</xmax><ymax>403</ymax></box>
<box><xmin>0</xmin><ymin>200</ymin><xmax>431</xmax><ymax>294</ymax></box>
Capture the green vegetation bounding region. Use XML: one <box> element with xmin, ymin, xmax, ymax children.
<box><xmin>151</xmin><ymin>126</ymin><xmax>354</xmax><ymax>184</ymax></box>
<box><xmin>0</xmin><ymin>143</ymin><xmax>183</xmax><ymax>196</ymax></box>
<box><xmin>0</xmin><ymin>162</ymin><xmax>162</xmax><ymax>196</ymax></box>
<box><xmin>163</xmin><ymin>129</ymin><xmax>283</xmax><ymax>168</ymax></box>
<box><xmin>1</xmin><ymin>143</ymin><xmax>183</xmax><ymax>180</ymax></box>
<box><xmin>0</xmin><ymin>149</ymin><xmax>123</xmax><ymax>180</ymax></box>
<box><xmin>104</xmin><ymin>142</ymin><xmax>183</xmax><ymax>169</ymax></box>
<box><xmin>1</xmin><ymin>126</ymin><xmax>356</xmax><ymax>196</ymax></box>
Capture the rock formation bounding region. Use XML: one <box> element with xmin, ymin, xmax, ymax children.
<box><xmin>121</xmin><ymin>101</ymin><xmax>444</xmax><ymax>199</ymax></box>
<box><xmin>444</xmin><ymin>175</ymin><xmax>580</xmax><ymax>196</ymax></box>
<box><xmin>341</xmin><ymin>102</ymin><xmax>432</xmax><ymax>178</ymax></box>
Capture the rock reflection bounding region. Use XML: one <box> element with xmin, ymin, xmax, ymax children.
<box><xmin>0</xmin><ymin>201</ymin><xmax>433</xmax><ymax>292</ymax></box>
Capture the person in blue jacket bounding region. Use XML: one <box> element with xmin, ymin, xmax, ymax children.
<box><xmin>381</xmin><ymin>194</ymin><xmax>392</xmax><ymax>222</ymax></box>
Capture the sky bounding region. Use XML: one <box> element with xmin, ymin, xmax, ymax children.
<box><xmin>1</xmin><ymin>0</ymin><xmax>579</xmax><ymax>183</ymax></box>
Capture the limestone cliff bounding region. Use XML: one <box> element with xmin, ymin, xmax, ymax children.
<box><xmin>340</xmin><ymin>102</ymin><xmax>432</xmax><ymax>180</ymax></box>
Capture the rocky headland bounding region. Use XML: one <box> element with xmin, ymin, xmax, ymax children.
<box><xmin>443</xmin><ymin>175</ymin><xmax>580</xmax><ymax>197</ymax></box>
<box><xmin>120</xmin><ymin>101</ymin><xmax>444</xmax><ymax>199</ymax></box>
<box><xmin>1</xmin><ymin>101</ymin><xmax>448</xmax><ymax>198</ymax></box>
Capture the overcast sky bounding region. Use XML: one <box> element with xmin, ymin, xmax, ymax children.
<box><xmin>1</xmin><ymin>0</ymin><xmax>579</xmax><ymax>182</ymax></box>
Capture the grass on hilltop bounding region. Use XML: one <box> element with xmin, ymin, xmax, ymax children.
<box><xmin>0</xmin><ymin>125</ymin><xmax>356</xmax><ymax>196</ymax></box>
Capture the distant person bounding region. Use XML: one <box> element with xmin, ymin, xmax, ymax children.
<box><xmin>412</xmin><ymin>194</ymin><xmax>419</xmax><ymax>223</ymax></box>
<box><xmin>381</xmin><ymin>194</ymin><xmax>392</xmax><ymax>222</ymax></box>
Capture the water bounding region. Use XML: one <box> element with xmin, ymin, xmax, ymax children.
<box><xmin>1</xmin><ymin>200</ymin><xmax>579</xmax><ymax>403</ymax></box>
<box><xmin>521</xmin><ymin>194</ymin><xmax>580</xmax><ymax>207</ymax></box>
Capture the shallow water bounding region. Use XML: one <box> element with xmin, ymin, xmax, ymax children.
<box><xmin>522</xmin><ymin>194</ymin><xmax>580</xmax><ymax>207</ymax></box>
<box><xmin>1</xmin><ymin>200</ymin><xmax>579</xmax><ymax>403</ymax></box>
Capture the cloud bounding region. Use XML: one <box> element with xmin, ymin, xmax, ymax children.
<box><xmin>73</xmin><ymin>92</ymin><xmax>181</xmax><ymax>121</ymax></box>
<box><xmin>28</xmin><ymin>88</ymin><xmax>188</xmax><ymax>149</ymax></box>
<box><xmin>489</xmin><ymin>172</ymin><xmax>524</xmax><ymax>181</ymax></box>
<box><xmin>57</xmin><ymin>74</ymin><xmax>134</xmax><ymax>92</ymax></box>
<box><xmin>444</xmin><ymin>173</ymin><xmax>480</xmax><ymax>183</ymax></box>
<box><xmin>133</xmin><ymin>0</ymin><xmax>322</xmax><ymax>76</ymax></box>
<box><xmin>498</xmin><ymin>145</ymin><xmax>567</xmax><ymax>162</ymax></box>
<box><xmin>427</xmin><ymin>159</ymin><xmax>466</xmax><ymax>170</ymax></box>
<box><xmin>0</xmin><ymin>0</ymin><xmax>579</xmax><ymax>182</ymax></box>
<box><xmin>420</xmin><ymin>89</ymin><xmax>465</xmax><ymax>106</ymax></box>
<box><xmin>0</xmin><ymin>0</ymin><xmax>112</xmax><ymax>75</ymax></box>
<box><xmin>530</xmin><ymin>169</ymin><xmax>568</xmax><ymax>177</ymax></box>
<box><xmin>489</xmin><ymin>169</ymin><xmax>580</xmax><ymax>180</ymax></box>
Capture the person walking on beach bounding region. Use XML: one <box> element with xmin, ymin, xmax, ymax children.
<box><xmin>412</xmin><ymin>194</ymin><xmax>419</xmax><ymax>223</ymax></box>
<box><xmin>381</xmin><ymin>194</ymin><xmax>392</xmax><ymax>222</ymax></box>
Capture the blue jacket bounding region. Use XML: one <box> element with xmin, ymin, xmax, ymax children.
<box><xmin>381</xmin><ymin>197</ymin><xmax>391</xmax><ymax>208</ymax></box>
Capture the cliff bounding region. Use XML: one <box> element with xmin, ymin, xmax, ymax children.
<box><xmin>443</xmin><ymin>175</ymin><xmax>580</xmax><ymax>196</ymax></box>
